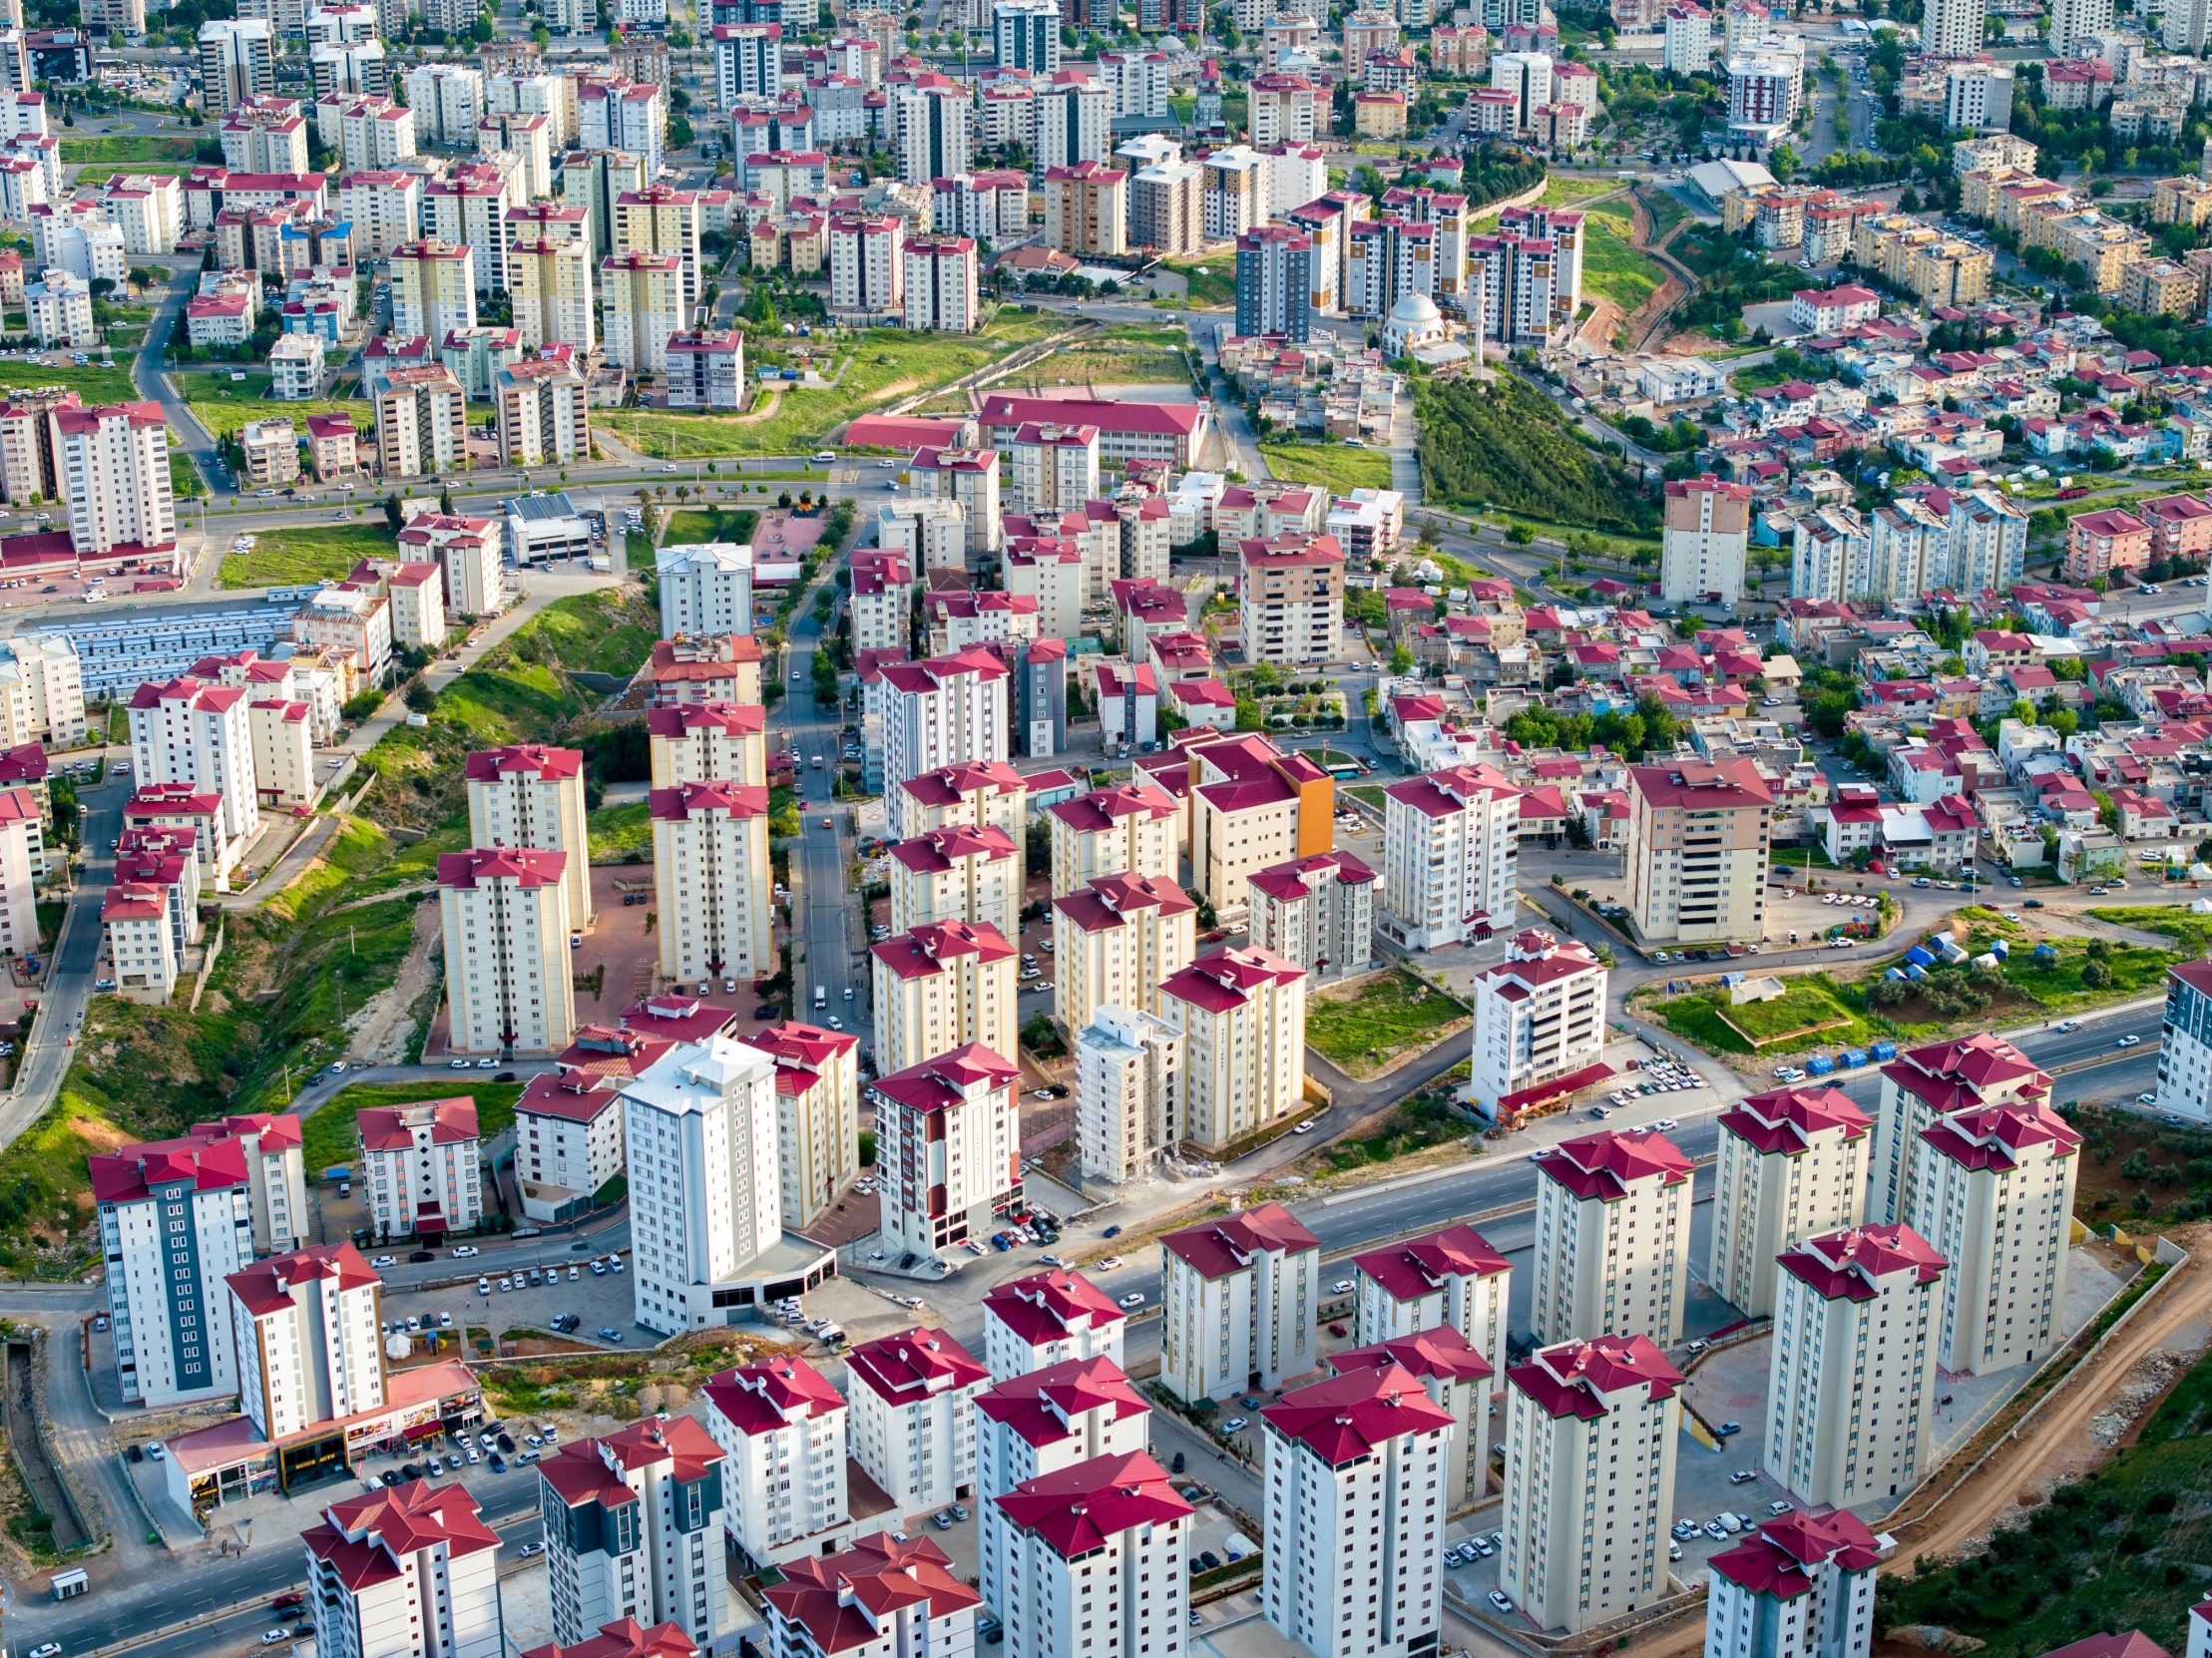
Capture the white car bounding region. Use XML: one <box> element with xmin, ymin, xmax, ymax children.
<box><xmin>1118</xmin><ymin>1292</ymin><xmax>1145</xmax><ymax>1308</ymax></box>
<box><xmin>2119</xmin><ymin>1035</ymin><xmax>2142</xmax><ymax>1046</ymax></box>
<box><xmin>1291</xmin><ymin>1120</ymin><xmax>1314</xmax><ymax>1134</ymax></box>
<box><xmin>812</xmin><ymin>451</ymin><xmax>837</xmax><ymax>463</ymax></box>
<box><xmin>1489</xmin><ymin>1592</ymin><xmax>1515</xmax><ymax>1615</ymax></box>
<box><xmin>371</xmin><ymin>1254</ymin><xmax>397</xmax><ymax>1268</ymax></box>
<box><xmin>453</xmin><ymin>1245</ymin><xmax>478</xmax><ymax>1258</ymax></box>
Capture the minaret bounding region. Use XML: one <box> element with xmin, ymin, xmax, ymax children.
<box><xmin>2198</xmin><ymin>134</ymin><xmax>2210</xmax><ymax>181</ymax></box>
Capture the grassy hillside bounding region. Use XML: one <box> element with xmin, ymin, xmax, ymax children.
<box><xmin>1418</xmin><ymin>375</ymin><xmax>1656</xmax><ymax>534</ymax></box>
<box><xmin>1881</xmin><ymin>1340</ymin><xmax>2212</xmax><ymax>1654</ymax></box>
<box><xmin>0</xmin><ymin>582</ymin><xmax>664</xmax><ymax>1276</ymax></box>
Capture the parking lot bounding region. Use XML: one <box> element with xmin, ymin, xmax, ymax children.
<box><xmin>374</xmin><ymin>1243</ymin><xmax>648</xmax><ymax>1349</ymax></box>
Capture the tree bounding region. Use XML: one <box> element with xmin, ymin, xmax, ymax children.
<box><xmin>383</xmin><ymin>491</ymin><xmax>403</xmax><ymax>531</ymax></box>
<box><xmin>403</xmin><ymin>679</ymin><xmax>437</xmax><ymax>713</ymax></box>
<box><xmin>1389</xmin><ymin>644</ymin><xmax>1414</xmax><ymax>673</ymax></box>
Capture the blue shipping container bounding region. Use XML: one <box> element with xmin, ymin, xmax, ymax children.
<box><xmin>1806</xmin><ymin>1054</ymin><xmax>1836</xmax><ymax>1075</ymax></box>
<box><xmin>1872</xmin><ymin>1040</ymin><xmax>1898</xmax><ymax>1060</ymax></box>
<box><xmin>1841</xmin><ymin>1048</ymin><xmax>1868</xmax><ymax>1067</ymax></box>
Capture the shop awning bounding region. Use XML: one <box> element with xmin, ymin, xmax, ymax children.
<box><xmin>404</xmin><ymin>1421</ymin><xmax>444</xmax><ymax>1442</ymax></box>
<box><xmin>1496</xmin><ymin>1061</ymin><xmax>1615</xmax><ymax>1113</ymax></box>
<box><xmin>413</xmin><ymin>1215</ymin><xmax>448</xmax><ymax>1234</ymax></box>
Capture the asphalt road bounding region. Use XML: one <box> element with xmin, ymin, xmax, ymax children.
<box><xmin>0</xmin><ymin>767</ymin><xmax>129</xmax><ymax>1155</ymax></box>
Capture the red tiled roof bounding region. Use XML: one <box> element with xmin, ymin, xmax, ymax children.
<box><xmin>993</xmin><ymin>1449</ymin><xmax>1192</xmax><ymax>1557</ymax></box>
<box><xmin>1778</xmin><ymin>1222</ymin><xmax>1947</xmax><ymax>1301</ymax></box>
<box><xmin>844</xmin><ymin>1326</ymin><xmax>988</xmax><ymax>1406</ymax></box>
<box><xmin>1539</xmin><ymin>1127</ymin><xmax>1692</xmax><ymax>1200</ymax></box>
<box><xmin>1508</xmin><ymin>1334</ymin><xmax>1682</xmax><ymax>1421</ymax></box>
<box><xmin>764</xmin><ymin>1531</ymin><xmax>979</xmax><ymax>1652</ymax></box>
<box><xmin>1161</xmin><ymin>1200</ymin><xmax>1317</xmax><ymax>1279</ymax></box>
<box><xmin>1258</xmin><ymin>1361</ymin><xmax>1456</xmax><ymax>1464</ymax></box>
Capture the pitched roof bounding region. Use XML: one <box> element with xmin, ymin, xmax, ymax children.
<box><xmin>225</xmin><ymin>1242</ymin><xmax>380</xmax><ymax>1317</ymax></box>
<box><xmin>764</xmin><ymin>1531</ymin><xmax>980</xmax><ymax>1651</ymax></box>
<box><xmin>844</xmin><ymin>1326</ymin><xmax>989</xmax><ymax>1406</ymax></box>
<box><xmin>982</xmin><ymin>1267</ymin><xmax>1125</xmax><ymax>1348</ymax></box>
<box><xmin>1330</xmin><ymin>1324</ymin><xmax>1494</xmax><ymax>1386</ymax></box>
<box><xmin>303</xmin><ymin>1478</ymin><xmax>501</xmax><ymax>1589</ymax></box>
<box><xmin>1258</xmin><ymin>1362</ymin><xmax>1457</xmax><ymax>1464</ymax></box>
<box><xmin>1350</xmin><ymin>1223</ymin><xmax>1509</xmax><ymax>1303</ymax></box>
<box><xmin>1161</xmin><ymin>1200</ymin><xmax>1317</xmax><ymax>1278</ymax></box>
<box><xmin>992</xmin><ymin>1450</ymin><xmax>1192</xmax><ymax>1558</ymax></box>
<box><xmin>1507</xmin><ymin>1334</ymin><xmax>1683</xmax><ymax>1421</ymax></box>
<box><xmin>974</xmin><ymin>1354</ymin><xmax>1148</xmax><ymax>1447</ymax></box>
<box><xmin>1777</xmin><ymin>1222</ymin><xmax>1947</xmax><ymax>1301</ymax></box>
<box><xmin>1538</xmin><ymin>1127</ymin><xmax>1693</xmax><ymax>1200</ymax></box>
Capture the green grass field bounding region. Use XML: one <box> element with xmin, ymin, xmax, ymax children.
<box><xmin>1163</xmin><ymin>258</ymin><xmax>1236</xmax><ymax>308</ymax></box>
<box><xmin>1026</xmin><ymin>325</ymin><xmax>1191</xmax><ymax>387</ymax></box>
<box><xmin>614</xmin><ymin>315</ymin><xmax>1069</xmax><ymax>457</ymax></box>
<box><xmin>59</xmin><ymin>134</ymin><xmax>196</xmax><ymax>164</ymax></box>
<box><xmin>301</xmin><ymin>1079</ymin><xmax>526</xmax><ymax>1179</ymax></box>
<box><xmin>1884</xmin><ymin>1340</ymin><xmax>2212</xmax><ymax>1655</ymax></box>
<box><xmin>219</xmin><ymin>523</ymin><xmax>399</xmax><ymax>589</ymax></box>
<box><xmin>1260</xmin><ymin>444</ymin><xmax>1394</xmax><ymax>493</ymax></box>
<box><xmin>587</xmin><ymin>801</ymin><xmax>651</xmax><ymax>862</ymax></box>
<box><xmin>1649</xmin><ymin>975</ymin><xmax>1874</xmax><ymax>1055</ymax></box>
<box><xmin>169</xmin><ymin>447</ymin><xmax>204</xmax><ymax>499</ymax></box>
<box><xmin>1539</xmin><ymin>175</ymin><xmax>1627</xmax><ymax>207</ymax></box>
<box><xmin>660</xmin><ymin>506</ymin><xmax>761</xmax><ymax>546</ymax></box>
<box><xmin>1579</xmin><ymin>198</ymin><xmax>1665</xmax><ymax>312</ymax></box>
<box><xmin>1308</xmin><ymin>970</ymin><xmax>1471</xmax><ymax>1077</ymax></box>
<box><xmin>73</xmin><ymin>165</ymin><xmax>194</xmax><ymax>186</ymax></box>
<box><xmin>189</xmin><ymin>395</ymin><xmax>371</xmax><ymax>444</ymax></box>
<box><xmin>0</xmin><ymin>361</ymin><xmax>137</xmax><ymax>405</ymax></box>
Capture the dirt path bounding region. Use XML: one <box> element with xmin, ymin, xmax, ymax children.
<box><xmin>1893</xmin><ymin>1226</ymin><xmax>2212</xmax><ymax>1565</ymax></box>
<box><xmin>1626</xmin><ymin>189</ymin><xmax>1701</xmax><ymax>354</ymax></box>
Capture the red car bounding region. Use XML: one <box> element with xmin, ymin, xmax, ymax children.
<box><xmin>272</xmin><ymin>1594</ymin><xmax>305</xmax><ymax>1613</ymax></box>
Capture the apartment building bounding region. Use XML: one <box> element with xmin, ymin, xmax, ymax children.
<box><xmin>375</xmin><ymin>363</ymin><xmax>468</xmax><ymax>479</ymax></box>
<box><xmin>1710</xmin><ymin>1084</ymin><xmax>1872</xmax><ymax>1319</ymax></box>
<box><xmin>513</xmin><ymin>1069</ymin><xmax>626</xmax><ymax>1224</ymax></box>
<box><xmin>58</xmin><ymin>399</ymin><xmax>175</xmax><ymax>559</ymax></box>
<box><xmin>650</xmin><ymin>781</ymin><xmax>774</xmax><ymax>990</ymax></box>
<box><xmin>881</xmin><ymin>649</ymin><xmax>1010</xmax><ymax>839</ymax></box>
<box><xmin>1915</xmin><ymin>1098</ymin><xmax>2079</xmax><ymax>1374</ymax></box>
<box><xmin>1237</xmin><ymin>530</ymin><xmax>1344</xmax><ymax>665</ymax></box>
<box><xmin>645</xmin><ymin>703</ymin><xmax>761</xmax><ymax>793</ymax></box>
<box><xmin>496</xmin><ymin>357</ymin><xmax>591</xmax><ymax>469</ymax></box>
<box><xmin>981</xmin><ymin>1267</ymin><xmax>1127</xmax><ymax>1382</ymax></box>
<box><xmin>1465</xmin><ymin>927</ymin><xmax>1608</xmax><ymax>1123</ymax></box>
<box><xmin>1044</xmin><ymin>160</ymin><xmax>1126</xmax><ymax>256</ymax></box>
<box><xmin>621</xmin><ymin>1035</ymin><xmax>786</xmax><ymax>1337</ymax></box>
<box><xmin>601</xmin><ymin>249</ymin><xmax>687</xmax><ymax>373</ymax></box>
<box><xmin>225</xmin><ymin>1241</ymin><xmax>385</xmax><ymax>1443</ymax></box>
<box><xmin>847</xmin><ymin>1326</ymin><xmax>989</xmax><ymax>1510</ymax></box>
<box><xmin>827</xmin><ymin>212</ymin><xmax>903</xmax><ymax>321</ymax></box>
<box><xmin>1046</xmin><ymin>781</ymin><xmax>1177</xmax><ymax>897</ymax></box>
<box><xmin>1328</xmin><ymin>1328</ymin><xmax>1496</xmax><ymax>1514</ymax></box>
<box><xmin>104</xmin><ymin>881</ymin><xmax>177</xmax><ymax>1003</ymax></box>
<box><xmin>358</xmin><ymin>1095</ymin><xmax>482</xmax><ymax>1241</ymax></box>
<box><xmin>1871</xmin><ymin>1032</ymin><xmax>2049</xmax><ymax>1227</ymax></box>
<box><xmin>657</xmin><ymin>543</ymin><xmax>755</xmax><ymax>637</ymax></box>
<box><xmin>1659</xmin><ymin>473</ymin><xmax>1755</xmax><ymax>604</ymax></box>
<box><xmin>129</xmin><ymin>675</ymin><xmax>258</xmax><ymax>860</ymax></box>
<box><xmin>1380</xmin><ymin>763</ymin><xmax>1521</xmax><ymax>951</ymax></box>
<box><xmin>1159</xmin><ymin>1200</ymin><xmax>1319</xmax><ymax>1403</ymax></box>
<box><xmin>1053</xmin><ymin>870</ymin><xmax>1196</xmax><ymax>1035</ymax></box>
<box><xmin>874</xmin><ymin>1042</ymin><xmax>1022</xmax><ymax>1267</ymax></box>
<box><xmin>1350</xmin><ymin>1222</ymin><xmax>1510</xmax><ymax>1384</ymax></box>
<box><xmin>1707</xmin><ymin>1510</ymin><xmax>1883</xmax><ymax>1658</ymax></box>
<box><xmin>993</xmin><ymin>1451</ymin><xmax>1191</xmax><ymax>1658</ymax></box>
<box><xmin>870</xmin><ymin>919</ymin><xmax>1019</xmax><ymax>1077</ymax></box>
<box><xmin>1074</xmin><ymin>1004</ymin><xmax>1183</xmax><ymax>1185</ymax></box>
<box><xmin>391</xmin><ymin>236</ymin><xmax>476</xmax><ymax>342</ymax></box>
<box><xmin>436</xmin><ymin>846</ymin><xmax>576</xmax><ymax>1057</ymax></box>
<box><xmin>1626</xmin><ymin>757</ymin><xmax>1773</xmax><ymax>946</ymax></box>
<box><xmin>465</xmin><ymin>742</ymin><xmax>593</xmax><ymax>933</ymax></box>
<box><xmin>736</xmin><ymin>1021</ymin><xmax>860</xmax><ymax>1235</ymax></box>
<box><xmin>538</xmin><ymin>1420</ymin><xmax>730</xmax><ymax>1650</ymax></box>
<box><xmin>93</xmin><ymin>1130</ymin><xmax>256</xmax><ymax>1406</ymax></box>
<box><xmin>1247</xmin><ymin>849</ymin><xmax>1374</xmax><ymax>982</ymax></box>
<box><xmin>1500</xmin><ymin>1336</ymin><xmax>1684</xmax><ymax>1633</ymax></box>
<box><xmin>1185</xmin><ymin>732</ymin><xmax>1335</xmax><ymax>917</ymax></box>
<box><xmin>698</xmin><ymin>1356</ymin><xmax>848</xmax><ymax>1568</ymax></box>
<box><xmin>0</xmin><ymin>631</ymin><xmax>83</xmax><ymax>747</ymax></box>
<box><xmin>1261</xmin><ymin>1363</ymin><xmax>1452</xmax><ymax>1658</ymax></box>
<box><xmin>1158</xmin><ymin>947</ymin><xmax>1307</xmax><ymax>1156</ymax></box>
<box><xmin>1531</xmin><ymin>1128</ymin><xmax>1695</xmax><ymax>1347</ymax></box>
<box><xmin>909</xmin><ymin>446</ymin><xmax>1002</xmax><ymax>550</ymax></box>
<box><xmin>903</xmin><ymin>232</ymin><xmax>978</xmax><ymax>332</ymax></box>
<box><xmin>765</xmin><ymin>1534</ymin><xmax>981</xmax><ymax>1658</ymax></box>
<box><xmin>2155</xmin><ymin>959</ymin><xmax>2212</xmax><ymax>1122</ymax></box>
<box><xmin>849</xmin><ymin>551</ymin><xmax>911</xmax><ymax>655</ymax></box>
<box><xmin>304</xmin><ymin>1481</ymin><xmax>504</xmax><ymax>1658</ymax></box>
<box><xmin>888</xmin><ymin>823</ymin><xmax>1022</xmax><ymax>942</ymax></box>
<box><xmin>896</xmin><ymin>759</ymin><xmax>1026</xmax><ymax>843</ymax></box>
<box><xmin>1766</xmin><ymin>1222</ymin><xmax>1946</xmax><ymax>1507</ymax></box>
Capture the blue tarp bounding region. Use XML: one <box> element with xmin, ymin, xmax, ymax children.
<box><xmin>1872</xmin><ymin>1040</ymin><xmax>1898</xmax><ymax>1060</ymax></box>
<box><xmin>1905</xmin><ymin>947</ymin><xmax>1936</xmax><ymax>968</ymax></box>
<box><xmin>1806</xmin><ymin>1054</ymin><xmax>1836</xmax><ymax>1075</ymax></box>
<box><xmin>1841</xmin><ymin>1048</ymin><xmax>1868</xmax><ymax>1067</ymax></box>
